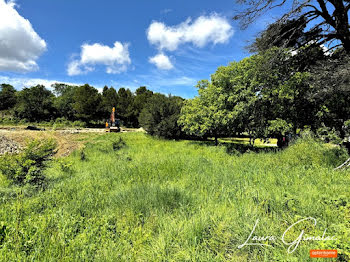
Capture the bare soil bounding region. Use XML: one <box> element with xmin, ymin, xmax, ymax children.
<box><xmin>0</xmin><ymin>126</ymin><xmax>145</xmax><ymax>157</ymax></box>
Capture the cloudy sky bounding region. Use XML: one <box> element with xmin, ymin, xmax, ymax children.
<box><xmin>0</xmin><ymin>0</ymin><xmax>280</xmax><ymax>98</ymax></box>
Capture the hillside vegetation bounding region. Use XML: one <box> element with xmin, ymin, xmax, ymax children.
<box><xmin>0</xmin><ymin>133</ymin><xmax>349</xmax><ymax>261</ymax></box>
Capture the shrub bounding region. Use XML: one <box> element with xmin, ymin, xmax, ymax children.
<box><xmin>56</xmin><ymin>158</ymin><xmax>73</xmax><ymax>173</ymax></box>
<box><xmin>72</xmin><ymin>120</ymin><xmax>86</xmax><ymax>128</ymax></box>
<box><xmin>112</xmin><ymin>137</ymin><xmax>126</xmax><ymax>151</ymax></box>
<box><xmin>279</xmin><ymin>137</ymin><xmax>348</xmax><ymax>168</ymax></box>
<box><xmin>317</xmin><ymin>123</ymin><xmax>342</xmax><ymax>144</ymax></box>
<box><xmin>139</xmin><ymin>94</ymin><xmax>185</xmax><ymax>139</ymax></box>
<box><xmin>0</xmin><ymin>139</ymin><xmax>57</xmax><ymax>186</ymax></box>
<box><xmin>80</xmin><ymin>149</ymin><xmax>87</xmax><ymax>161</ymax></box>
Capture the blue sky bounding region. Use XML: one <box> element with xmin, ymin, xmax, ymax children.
<box><xmin>0</xmin><ymin>0</ymin><xmax>281</xmax><ymax>98</ymax></box>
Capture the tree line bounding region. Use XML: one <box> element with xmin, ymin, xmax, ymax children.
<box><xmin>1</xmin><ymin>43</ymin><xmax>349</xmax><ymax>146</ymax></box>
<box><xmin>0</xmin><ymin>83</ymin><xmax>184</xmax><ymax>134</ymax></box>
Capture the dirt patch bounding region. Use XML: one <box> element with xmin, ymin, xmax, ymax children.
<box><xmin>0</xmin><ymin>126</ymin><xmax>144</xmax><ymax>157</ymax></box>
<box><xmin>0</xmin><ymin>135</ymin><xmax>22</xmax><ymax>155</ymax></box>
<box><xmin>0</xmin><ymin>129</ymin><xmax>102</xmax><ymax>157</ymax></box>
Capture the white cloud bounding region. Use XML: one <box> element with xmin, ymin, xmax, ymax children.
<box><xmin>67</xmin><ymin>42</ymin><xmax>131</xmax><ymax>76</ymax></box>
<box><xmin>147</xmin><ymin>14</ymin><xmax>233</xmax><ymax>52</ymax></box>
<box><xmin>156</xmin><ymin>76</ymin><xmax>196</xmax><ymax>86</ymax></box>
<box><xmin>149</xmin><ymin>53</ymin><xmax>174</xmax><ymax>70</ymax></box>
<box><xmin>0</xmin><ymin>0</ymin><xmax>47</xmax><ymax>72</ymax></box>
<box><xmin>0</xmin><ymin>76</ymin><xmax>82</xmax><ymax>90</ymax></box>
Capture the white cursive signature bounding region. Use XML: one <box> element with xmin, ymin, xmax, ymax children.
<box><xmin>238</xmin><ymin>217</ymin><xmax>337</xmax><ymax>253</ymax></box>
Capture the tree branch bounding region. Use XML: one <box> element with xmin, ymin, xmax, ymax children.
<box><xmin>316</xmin><ymin>0</ymin><xmax>336</xmax><ymax>27</ymax></box>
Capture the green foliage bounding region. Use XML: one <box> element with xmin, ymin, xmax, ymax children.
<box><xmin>1</xmin><ymin>82</ymin><xmax>158</xmax><ymax>129</ymax></box>
<box><xmin>317</xmin><ymin>124</ymin><xmax>343</xmax><ymax>144</ymax></box>
<box><xmin>0</xmin><ymin>139</ymin><xmax>56</xmax><ymax>186</ymax></box>
<box><xmin>139</xmin><ymin>93</ymin><xmax>184</xmax><ymax>139</ymax></box>
<box><xmin>101</xmin><ymin>86</ymin><xmax>118</xmax><ymax>118</ymax></box>
<box><xmin>180</xmin><ymin>48</ymin><xmax>313</xmax><ymax>141</ymax></box>
<box><xmin>112</xmin><ymin>137</ymin><xmax>126</xmax><ymax>151</ymax></box>
<box><xmin>56</xmin><ymin>158</ymin><xmax>73</xmax><ymax>173</ymax></box>
<box><xmin>0</xmin><ymin>84</ymin><xmax>17</xmax><ymax>110</ymax></box>
<box><xmin>116</xmin><ymin>87</ymin><xmax>136</xmax><ymax>127</ymax></box>
<box><xmin>0</xmin><ymin>117</ymin><xmax>27</xmax><ymax>126</ymax></box>
<box><xmin>73</xmin><ymin>84</ymin><xmax>102</xmax><ymax>122</ymax></box>
<box><xmin>14</xmin><ymin>85</ymin><xmax>55</xmax><ymax>122</ymax></box>
<box><xmin>268</xmin><ymin>118</ymin><xmax>293</xmax><ymax>136</ymax></box>
<box><xmin>52</xmin><ymin>117</ymin><xmax>86</xmax><ymax>129</ymax></box>
<box><xmin>131</xmin><ymin>86</ymin><xmax>154</xmax><ymax>127</ymax></box>
<box><xmin>178</xmin><ymin>80</ymin><xmax>230</xmax><ymax>143</ymax></box>
<box><xmin>80</xmin><ymin>149</ymin><xmax>87</xmax><ymax>161</ymax></box>
<box><xmin>279</xmin><ymin>137</ymin><xmax>348</xmax><ymax>168</ymax></box>
<box><xmin>52</xmin><ymin>83</ymin><xmax>77</xmax><ymax>120</ymax></box>
<box><xmin>310</xmin><ymin>54</ymin><xmax>350</xmax><ymax>134</ymax></box>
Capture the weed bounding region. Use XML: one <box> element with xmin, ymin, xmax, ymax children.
<box><xmin>112</xmin><ymin>137</ymin><xmax>126</xmax><ymax>151</ymax></box>
<box><xmin>0</xmin><ymin>139</ymin><xmax>56</xmax><ymax>186</ymax></box>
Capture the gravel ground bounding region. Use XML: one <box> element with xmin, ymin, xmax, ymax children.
<box><xmin>0</xmin><ymin>135</ymin><xmax>22</xmax><ymax>155</ymax></box>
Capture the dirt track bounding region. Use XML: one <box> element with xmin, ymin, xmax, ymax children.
<box><xmin>0</xmin><ymin>126</ymin><xmax>145</xmax><ymax>157</ymax></box>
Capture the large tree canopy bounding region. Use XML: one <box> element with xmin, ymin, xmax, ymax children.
<box><xmin>52</xmin><ymin>83</ymin><xmax>77</xmax><ymax>120</ymax></box>
<box><xmin>0</xmin><ymin>84</ymin><xmax>17</xmax><ymax>111</ymax></box>
<box><xmin>178</xmin><ymin>80</ymin><xmax>232</xmax><ymax>145</ymax></box>
<box><xmin>139</xmin><ymin>94</ymin><xmax>184</xmax><ymax>139</ymax></box>
<box><xmin>73</xmin><ymin>84</ymin><xmax>102</xmax><ymax>122</ymax></box>
<box><xmin>15</xmin><ymin>85</ymin><xmax>55</xmax><ymax>122</ymax></box>
<box><xmin>179</xmin><ymin>48</ymin><xmax>319</xmax><ymax>145</ymax></box>
<box><xmin>234</xmin><ymin>0</ymin><xmax>350</xmax><ymax>53</ymax></box>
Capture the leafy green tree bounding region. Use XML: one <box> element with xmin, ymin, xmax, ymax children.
<box><xmin>52</xmin><ymin>83</ymin><xmax>77</xmax><ymax>121</ymax></box>
<box><xmin>15</xmin><ymin>85</ymin><xmax>55</xmax><ymax>122</ymax></box>
<box><xmin>139</xmin><ymin>93</ymin><xmax>184</xmax><ymax>139</ymax></box>
<box><xmin>73</xmin><ymin>84</ymin><xmax>102</xmax><ymax>122</ymax></box>
<box><xmin>178</xmin><ymin>80</ymin><xmax>231</xmax><ymax>145</ymax></box>
<box><xmin>180</xmin><ymin>48</ymin><xmax>313</xmax><ymax>144</ymax></box>
<box><xmin>309</xmin><ymin>53</ymin><xmax>350</xmax><ymax>137</ymax></box>
<box><xmin>0</xmin><ymin>84</ymin><xmax>17</xmax><ymax>110</ymax></box>
<box><xmin>101</xmin><ymin>86</ymin><xmax>119</xmax><ymax>119</ymax></box>
<box><xmin>116</xmin><ymin>87</ymin><xmax>135</xmax><ymax>127</ymax></box>
<box><xmin>132</xmin><ymin>86</ymin><xmax>153</xmax><ymax>127</ymax></box>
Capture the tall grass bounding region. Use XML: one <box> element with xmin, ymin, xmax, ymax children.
<box><xmin>0</xmin><ymin>133</ymin><xmax>349</xmax><ymax>261</ymax></box>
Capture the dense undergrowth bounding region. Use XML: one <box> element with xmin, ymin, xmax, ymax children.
<box><xmin>0</xmin><ymin>133</ymin><xmax>349</xmax><ymax>261</ymax></box>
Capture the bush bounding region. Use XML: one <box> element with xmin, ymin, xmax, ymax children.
<box><xmin>72</xmin><ymin>120</ymin><xmax>86</xmax><ymax>128</ymax></box>
<box><xmin>112</xmin><ymin>137</ymin><xmax>126</xmax><ymax>151</ymax></box>
<box><xmin>0</xmin><ymin>139</ymin><xmax>57</xmax><ymax>186</ymax></box>
<box><xmin>139</xmin><ymin>94</ymin><xmax>185</xmax><ymax>139</ymax></box>
<box><xmin>279</xmin><ymin>137</ymin><xmax>349</xmax><ymax>168</ymax></box>
<box><xmin>317</xmin><ymin>123</ymin><xmax>342</xmax><ymax>144</ymax></box>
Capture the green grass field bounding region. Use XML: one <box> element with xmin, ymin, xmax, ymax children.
<box><xmin>0</xmin><ymin>133</ymin><xmax>349</xmax><ymax>261</ymax></box>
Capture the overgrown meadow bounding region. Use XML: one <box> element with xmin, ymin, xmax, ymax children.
<box><xmin>0</xmin><ymin>133</ymin><xmax>349</xmax><ymax>261</ymax></box>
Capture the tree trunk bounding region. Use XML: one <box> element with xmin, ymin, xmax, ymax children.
<box><xmin>332</xmin><ymin>0</ymin><xmax>350</xmax><ymax>53</ymax></box>
<box><xmin>214</xmin><ymin>135</ymin><xmax>218</xmax><ymax>146</ymax></box>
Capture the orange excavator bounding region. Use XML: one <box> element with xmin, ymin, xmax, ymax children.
<box><xmin>105</xmin><ymin>107</ymin><xmax>121</xmax><ymax>132</ymax></box>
